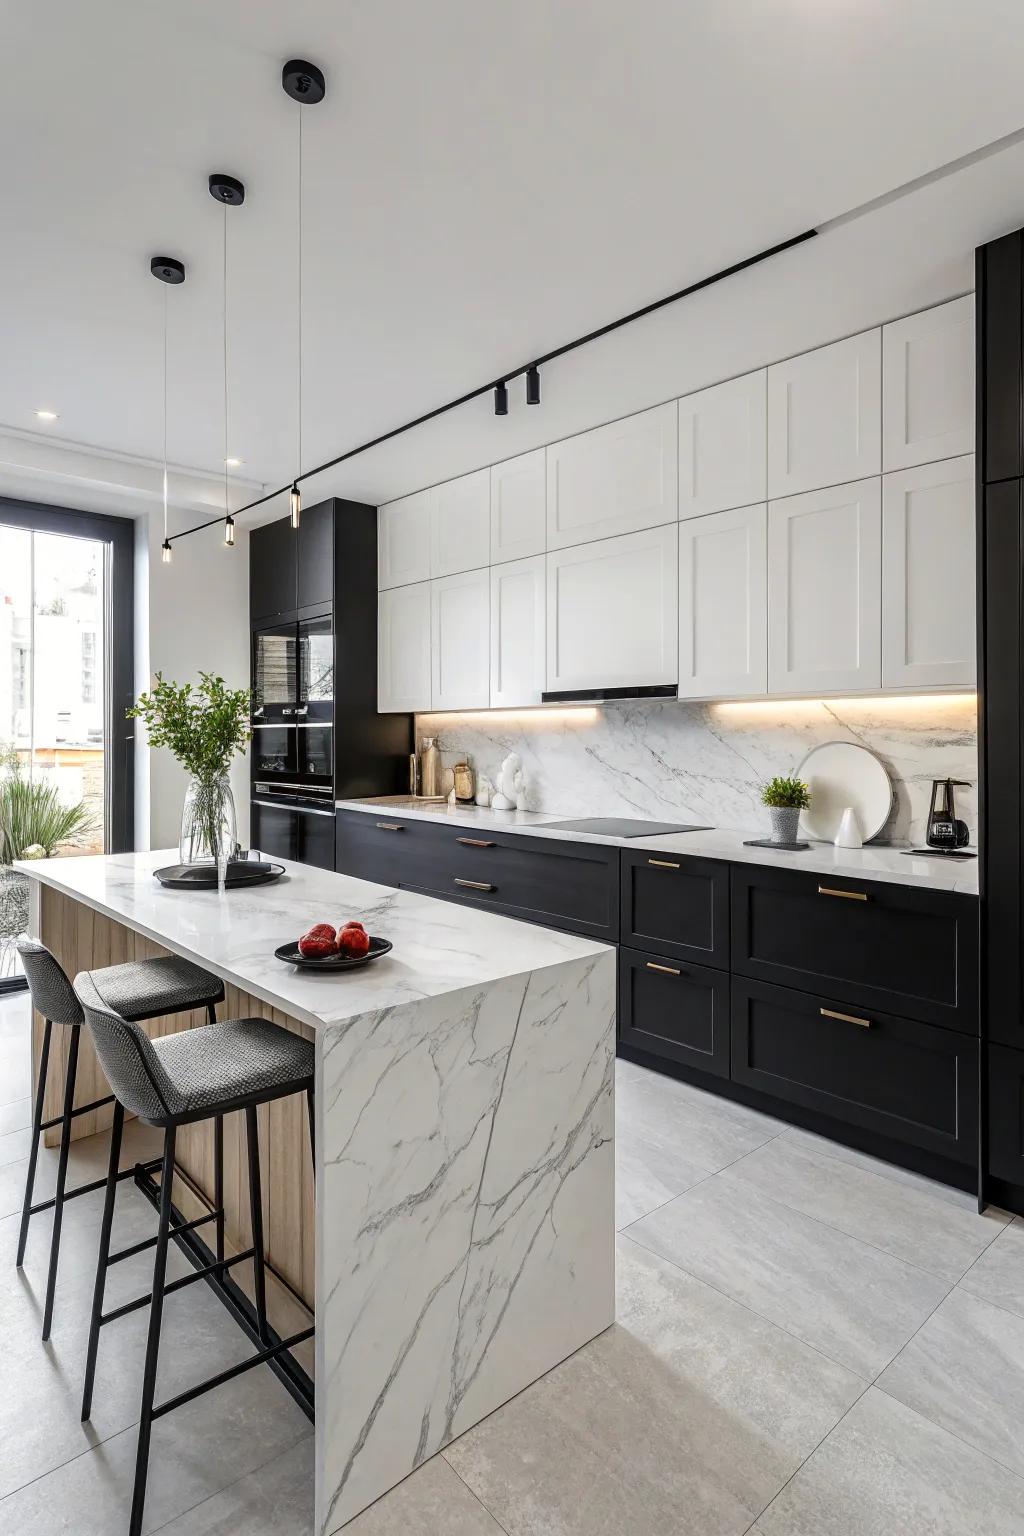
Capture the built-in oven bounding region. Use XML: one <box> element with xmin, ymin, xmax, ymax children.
<box><xmin>252</xmin><ymin>622</ymin><xmax>300</xmax><ymax>723</ymax></box>
<box><xmin>250</xmin><ymin>723</ymin><xmax>298</xmax><ymax>784</ymax></box>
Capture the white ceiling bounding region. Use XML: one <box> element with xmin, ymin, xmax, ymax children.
<box><xmin>2</xmin><ymin>0</ymin><xmax>1024</xmax><ymax>524</ymax></box>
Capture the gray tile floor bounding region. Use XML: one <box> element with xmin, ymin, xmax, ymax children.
<box><xmin>2</xmin><ymin>990</ymin><xmax>1023</xmax><ymax>1533</ymax></box>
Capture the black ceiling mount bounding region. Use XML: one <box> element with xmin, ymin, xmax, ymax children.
<box><xmin>282</xmin><ymin>58</ymin><xmax>326</xmax><ymax>104</ymax></box>
<box><xmin>150</xmin><ymin>256</ymin><xmax>185</xmax><ymax>285</ymax></box>
<box><xmin>208</xmin><ymin>173</ymin><xmax>245</xmax><ymax>206</ymax></box>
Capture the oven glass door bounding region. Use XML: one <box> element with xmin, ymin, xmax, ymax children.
<box><xmin>298</xmin><ymin>616</ymin><xmax>333</xmax><ymax>722</ymax></box>
<box><xmin>253</xmin><ymin>624</ymin><xmax>298</xmax><ymax>721</ymax></box>
<box><xmin>297</xmin><ymin>723</ymin><xmax>333</xmax><ymax>788</ymax></box>
<box><xmin>250</xmin><ymin>723</ymin><xmax>297</xmax><ymax>782</ymax></box>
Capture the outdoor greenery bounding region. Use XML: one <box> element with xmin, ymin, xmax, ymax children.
<box><xmin>760</xmin><ymin>776</ymin><xmax>811</xmax><ymax>810</ymax></box>
<box><xmin>128</xmin><ymin>672</ymin><xmax>251</xmax><ymax>782</ymax></box>
<box><xmin>0</xmin><ymin>762</ymin><xmax>95</xmax><ymax>864</ymax></box>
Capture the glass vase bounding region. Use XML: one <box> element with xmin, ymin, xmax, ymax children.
<box><xmin>179</xmin><ymin>774</ymin><xmax>237</xmax><ymax>866</ymax></box>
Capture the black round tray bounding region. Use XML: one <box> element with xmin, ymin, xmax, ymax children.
<box><xmin>274</xmin><ymin>936</ymin><xmax>393</xmax><ymax>971</ymax></box>
<box><xmin>154</xmin><ymin>861</ymin><xmax>285</xmax><ymax>890</ymax></box>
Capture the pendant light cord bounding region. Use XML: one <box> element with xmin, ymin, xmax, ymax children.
<box><xmin>162</xmin><ymin>281</ymin><xmax>168</xmax><ymax>543</ymax></box>
<box><xmin>223</xmin><ymin>201</ymin><xmax>229</xmax><ymax>519</ymax></box>
<box><xmin>297</xmin><ymin>106</ymin><xmax>303</xmax><ymax>482</ymax></box>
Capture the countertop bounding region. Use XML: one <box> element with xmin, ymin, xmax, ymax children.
<box><xmin>15</xmin><ymin>849</ymin><xmax>610</xmax><ymax>1033</ymax></box>
<box><xmin>336</xmin><ymin>796</ymin><xmax>980</xmax><ymax>895</ymax></box>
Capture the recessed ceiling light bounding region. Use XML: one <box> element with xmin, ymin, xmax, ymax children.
<box><xmin>34</xmin><ymin>409</ymin><xmax>59</xmax><ymax>421</ymax></box>
<box><xmin>225</xmin><ymin>457</ymin><xmax>243</xmax><ymax>467</ymax></box>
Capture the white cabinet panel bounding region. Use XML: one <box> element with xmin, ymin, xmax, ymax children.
<box><xmin>768</xmin><ymin>478</ymin><xmax>881</xmax><ymax>695</ymax></box>
<box><xmin>490</xmin><ymin>450</ymin><xmax>546</xmax><ymax>563</ymax></box>
<box><xmin>882</xmin><ymin>456</ymin><xmax>975</xmax><ymax>689</ymax></box>
<box><xmin>378</xmin><ymin>582</ymin><xmax>431</xmax><ymax>712</ymax></box>
<box><xmin>678</xmin><ymin>370</ymin><xmax>766</xmax><ymax>519</ymax></box>
<box><xmin>431</xmin><ymin>568</ymin><xmax>490</xmax><ymax>710</ymax></box>
<box><xmin>431</xmin><ymin>469</ymin><xmax>490</xmax><ymax>578</ymax></box>
<box><xmin>678</xmin><ymin>505</ymin><xmax>767</xmax><ymax>699</ymax></box>
<box><xmin>378</xmin><ymin>490</ymin><xmax>433</xmax><ymax>590</ymax></box>
<box><xmin>546</xmin><ymin>524</ymin><xmax>678</xmax><ymax>693</ymax></box>
<box><xmin>882</xmin><ymin>296</ymin><xmax>975</xmax><ymax>471</ymax></box>
<box><xmin>546</xmin><ymin>402</ymin><xmax>678</xmax><ymax>549</ymax></box>
<box><xmin>490</xmin><ymin>555</ymin><xmax>546</xmax><ymax>708</ymax></box>
<box><xmin>767</xmin><ymin>330</ymin><xmax>881</xmax><ymax>498</ymax></box>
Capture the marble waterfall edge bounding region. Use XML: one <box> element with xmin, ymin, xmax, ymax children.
<box><xmin>315</xmin><ymin>947</ymin><xmax>616</xmax><ymax>1534</ymax></box>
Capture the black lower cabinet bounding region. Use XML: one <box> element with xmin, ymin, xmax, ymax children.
<box><xmin>252</xmin><ymin>801</ymin><xmax>336</xmax><ymax>871</ymax></box>
<box><xmin>731</xmin><ymin>976</ymin><xmax>978</xmax><ymax>1165</ymax></box>
<box><xmin>620</xmin><ymin>852</ymin><xmax>729</xmax><ymax>967</ymax></box>
<box><xmin>988</xmin><ymin>1045</ymin><xmax>1024</xmax><ymax>1184</ymax></box>
<box><xmin>618</xmin><ymin>945</ymin><xmax>729</xmax><ymax>1078</ymax></box>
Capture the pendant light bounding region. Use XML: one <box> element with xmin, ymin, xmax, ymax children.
<box><xmin>150</xmin><ymin>256</ymin><xmax>186</xmax><ymax>563</ymax></box>
<box><xmin>282</xmin><ymin>59</ymin><xmax>327</xmax><ymax>531</ymax></box>
<box><xmin>209</xmin><ymin>174</ymin><xmax>245</xmax><ymax>549</ymax></box>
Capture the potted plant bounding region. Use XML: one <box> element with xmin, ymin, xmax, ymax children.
<box><xmin>0</xmin><ymin>749</ymin><xmax>95</xmax><ymax>959</ymax></box>
<box><xmin>760</xmin><ymin>776</ymin><xmax>810</xmax><ymax>845</ymax></box>
<box><xmin>129</xmin><ymin>673</ymin><xmax>251</xmax><ymax>865</ymax></box>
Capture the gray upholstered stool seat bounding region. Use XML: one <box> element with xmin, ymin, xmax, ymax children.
<box><xmin>144</xmin><ymin>1016</ymin><xmax>313</xmax><ymax>1124</ymax></box>
<box><xmin>88</xmin><ymin>955</ymin><xmax>224</xmax><ymax>1023</ymax></box>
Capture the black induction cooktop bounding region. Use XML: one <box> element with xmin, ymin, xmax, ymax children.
<box><xmin>542</xmin><ymin>817</ymin><xmax>713</xmax><ymax>838</ymax></box>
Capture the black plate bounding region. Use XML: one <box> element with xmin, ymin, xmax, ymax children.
<box><xmin>155</xmin><ymin>862</ymin><xmax>285</xmax><ymax>889</ymax></box>
<box><xmin>274</xmin><ymin>936</ymin><xmax>393</xmax><ymax>971</ymax></box>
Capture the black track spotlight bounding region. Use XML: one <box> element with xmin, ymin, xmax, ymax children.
<box><xmin>494</xmin><ymin>380</ymin><xmax>509</xmax><ymax>416</ymax></box>
<box><xmin>526</xmin><ymin>365</ymin><xmax>541</xmax><ymax>405</ymax></box>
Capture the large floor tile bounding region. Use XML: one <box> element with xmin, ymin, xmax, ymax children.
<box><xmin>726</xmin><ymin>1133</ymin><xmax>1009</xmax><ymax>1281</ymax></box>
<box><xmin>0</xmin><ymin>1113</ymin><xmax>162</xmax><ymax>1220</ymax></box>
<box><xmin>961</xmin><ymin>1216</ymin><xmax>1024</xmax><ymax>1319</ymax></box>
<box><xmin>0</xmin><ymin>1095</ymin><xmax>30</xmax><ymax>1135</ymax></box>
<box><xmin>754</xmin><ymin>1387</ymin><xmax>1024</xmax><ymax>1536</ymax></box>
<box><xmin>0</xmin><ymin>1123</ymin><xmax>32</xmax><ymax>1166</ymax></box>
<box><xmin>614</xmin><ymin>1124</ymin><xmax>710</xmax><ymax>1228</ymax></box>
<box><xmin>444</xmin><ymin>1235</ymin><xmax>862</xmax><ymax>1536</ymax></box>
<box><xmin>628</xmin><ymin>1172</ymin><xmax>949</xmax><ymax>1378</ymax></box>
<box><xmin>878</xmin><ymin>1286</ymin><xmax>1024</xmax><ymax>1478</ymax></box>
<box><xmin>615</xmin><ymin>1058</ymin><xmax>783</xmax><ymax>1175</ymax></box>
<box><xmin>150</xmin><ymin>1437</ymin><xmax>315</xmax><ymax>1536</ymax></box>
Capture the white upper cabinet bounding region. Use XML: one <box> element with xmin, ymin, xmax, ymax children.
<box><xmin>767</xmin><ymin>330</ymin><xmax>881</xmax><ymax>499</ymax></box>
<box><xmin>431</xmin><ymin>568</ymin><xmax>490</xmax><ymax>711</ymax></box>
<box><xmin>882</xmin><ymin>455</ymin><xmax>975</xmax><ymax>689</ymax></box>
<box><xmin>378</xmin><ymin>489</ymin><xmax>433</xmax><ymax>590</ymax></box>
<box><xmin>546</xmin><ymin>402</ymin><xmax>678</xmax><ymax>550</ymax></box>
<box><xmin>678</xmin><ymin>370</ymin><xmax>767</xmax><ymax>520</ymax></box>
<box><xmin>882</xmin><ymin>296</ymin><xmax>975</xmax><ymax>471</ymax></box>
<box><xmin>768</xmin><ymin>478</ymin><xmax>882</xmax><ymax>695</ymax></box>
<box><xmin>546</xmin><ymin>524</ymin><xmax>678</xmax><ymax>694</ymax></box>
<box><xmin>430</xmin><ymin>468</ymin><xmax>490</xmax><ymax>578</ymax></box>
<box><xmin>490</xmin><ymin>450</ymin><xmax>546</xmax><ymax>564</ymax></box>
<box><xmin>490</xmin><ymin>554</ymin><xmax>546</xmax><ymax>708</ymax></box>
<box><xmin>378</xmin><ymin>582</ymin><xmax>432</xmax><ymax>712</ymax></box>
<box><xmin>678</xmin><ymin>505</ymin><xmax>767</xmax><ymax>700</ymax></box>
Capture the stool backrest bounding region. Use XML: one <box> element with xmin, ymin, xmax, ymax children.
<box><xmin>16</xmin><ymin>937</ymin><xmax>85</xmax><ymax>1027</ymax></box>
<box><xmin>73</xmin><ymin>969</ymin><xmax>177</xmax><ymax>1123</ymax></box>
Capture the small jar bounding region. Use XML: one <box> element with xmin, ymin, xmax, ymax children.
<box><xmin>453</xmin><ymin>760</ymin><xmax>475</xmax><ymax>802</ymax></box>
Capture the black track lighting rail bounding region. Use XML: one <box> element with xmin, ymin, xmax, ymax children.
<box><xmin>165</xmin><ymin>226</ymin><xmax>816</xmax><ymax>546</ymax></box>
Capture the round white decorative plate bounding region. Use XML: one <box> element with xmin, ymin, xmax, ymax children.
<box><xmin>795</xmin><ymin>741</ymin><xmax>893</xmax><ymax>843</ymax></box>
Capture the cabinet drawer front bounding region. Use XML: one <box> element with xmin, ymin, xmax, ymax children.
<box><xmin>731</xmin><ymin>867</ymin><xmax>978</xmax><ymax>1031</ymax></box>
<box><xmin>988</xmin><ymin>1045</ymin><xmax>1024</xmax><ymax>1184</ymax></box>
<box><xmin>334</xmin><ymin>811</ymin><xmax>446</xmax><ymax>888</ymax></box>
<box><xmin>439</xmin><ymin>832</ymin><xmax>619</xmax><ymax>941</ymax></box>
<box><xmin>731</xmin><ymin>978</ymin><xmax>977</xmax><ymax>1164</ymax></box>
<box><xmin>618</xmin><ymin>946</ymin><xmax>729</xmax><ymax>1078</ymax></box>
<box><xmin>620</xmin><ymin>852</ymin><xmax>728</xmax><ymax>967</ymax></box>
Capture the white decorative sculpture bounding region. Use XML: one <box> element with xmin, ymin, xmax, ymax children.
<box><xmin>491</xmin><ymin>752</ymin><xmax>525</xmax><ymax>811</ymax></box>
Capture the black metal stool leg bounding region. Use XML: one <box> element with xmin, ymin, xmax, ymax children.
<box><xmin>130</xmin><ymin>1124</ymin><xmax>176</xmax><ymax>1536</ymax></box>
<box><xmin>41</xmin><ymin>1027</ymin><xmax>80</xmax><ymax>1341</ymax></box>
<box><xmin>81</xmin><ymin>1099</ymin><xmax>124</xmax><ymax>1421</ymax></box>
<box><xmin>244</xmin><ymin>1105</ymin><xmax>269</xmax><ymax>1344</ymax></box>
<box><xmin>206</xmin><ymin>1001</ymin><xmax>217</xmax><ymax>1025</ymax></box>
<box><xmin>16</xmin><ymin>1017</ymin><xmax>52</xmax><ymax>1268</ymax></box>
<box><xmin>214</xmin><ymin>1113</ymin><xmax>225</xmax><ymax>1267</ymax></box>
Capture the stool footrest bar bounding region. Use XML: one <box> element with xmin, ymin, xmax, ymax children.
<box><xmin>27</xmin><ymin>1157</ymin><xmax>162</xmax><ymax>1216</ymax></box>
<box><xmin>40</xmin><ymin>1093</ymin><xmax>115</xmax><ymax>1131</ymax></box>
<box><xmin>108</xmin><ymin>1209</ymin><xmax>219</xmax><ymax>1266</ymax></box>
<box><xmin>150</xmin><ymin>1326</ymin><xmax>316</xmax><ymax>1420</ymax></box>
<box><xmin>101</xmin><ymin>1247</ymin><xmax>256</xmax><ymax>1325</ymax></box>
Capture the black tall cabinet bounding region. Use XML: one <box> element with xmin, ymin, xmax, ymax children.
<box><xmin>977</xmin><ymin>229</ymin><xmax>1024</xmax><ymax>1203</ymax></box>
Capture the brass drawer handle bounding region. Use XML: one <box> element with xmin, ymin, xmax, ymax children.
<box><xmin>820</xmin><ymin>1006</ymin><xmax>872</xmax><ymax>1029</ymax></box>
<box><xmin>648</xmin><ymin>858</ymin><xmax>681</xmax><ymax>870</ymax></box>
<box><xmin>646</xmin><ymin>962</ymin><xmax>682</xmax><ymax>976</ymax></box>
<box><xmin>376</xmin><ymin>822</ymin><xmax>404</xmax><ymax>831</ymax></box>
<box><xmin>454</xmin><ymin>878</ymin><xmax>494</xmax><ymax>892</ymax></box>
<box><xmin>456</xmin><ymin>837</ymin><xmax>496</xmax><ymax>848</ymax></box>
<box><xmin>817</xmin><ymin>885</ymin><xmax>868</xmax><ymax>902</ymax></box>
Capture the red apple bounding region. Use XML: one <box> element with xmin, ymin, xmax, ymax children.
<box><xmin>336</xmin><ymin>926</ymin><xmax>371</xmax><ymax>958</ymax></box>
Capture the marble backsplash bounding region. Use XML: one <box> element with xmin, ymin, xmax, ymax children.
<box><xmin>418</xmin><ymin>694</ymin><xmax>979</xmax><ymax>847</ymax></box>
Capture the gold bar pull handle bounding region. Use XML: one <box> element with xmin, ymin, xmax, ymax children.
<box><xmin>376</xmin><ymin>822</ymin><xmax>404</xmax><ymax>832</ymax></box>
<box><xmin>646</xmin><ymin>962</ymin><xmax>682</xmax><ymax>977</ymax></box>
<box><xmin>820</xmin><ymin>1006</ymin><xmax>872</xmax><ymax>1029</ymax></box>
<box><xmin>648</xmin><ymin>859</ymin><xmax>681</xmax><ymax>870</ymax></box>
<box><xmin>817</xmin><ymin>885</ymin><xmax>868</xmax><ymax>902</ymax></box>
<box><xmin>454</xmin><ymin>878</ymin><xmax>495</xmax><ymax>892</ymax></box>
<box><xmin>456</xmin><ymin>837</ymin><xmax>496</xmax><ymax>848</ymax></box>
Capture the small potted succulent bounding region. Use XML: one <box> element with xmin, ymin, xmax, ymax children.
<box><xmin>760</xmin><ymin>776</ymin><xmax>810</xmax><ymax>845</ymax></box>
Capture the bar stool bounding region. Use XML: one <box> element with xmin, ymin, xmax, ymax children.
<box><xmin>73</xmin><ymin>968</ymin><xmax>315</xmax><ymax>1536</ymax></box>
<box><xmin>15</xmin><ymin>936</ymin><xmax>225</xmax><ymax>1341</ymax></box>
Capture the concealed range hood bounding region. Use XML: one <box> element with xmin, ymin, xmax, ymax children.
<box><xmin>541</xmin><ymin>683</ymin><xmax>678</xmax><ymax>704</ymax></box>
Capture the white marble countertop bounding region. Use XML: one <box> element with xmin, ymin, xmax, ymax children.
<box><xmin>15</xmin><ymin>849</ymin><xmax>610</xmax><ymax>1032</ymax></box>
<box><xmin>336</xmin><ymin>796</ymin><xmax>980</xmax><ymax>895</ymax></box>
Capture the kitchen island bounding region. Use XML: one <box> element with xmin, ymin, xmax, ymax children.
<box><xmin>16</xmin><ymin>850</ymin><xmax>616</xmax><ymax>1534</ymax></box>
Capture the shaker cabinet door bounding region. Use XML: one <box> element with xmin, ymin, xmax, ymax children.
<box><xmin>546</xmin><ymin>401</ymin><xmax>678</xmax><ymax>549</ymax></box>
<box><xmin>431</xmin><ymin>567</ymin><xmax>490</xmax><ymax>710</ymax></box>
<box><xmin>678</xmin><ymin>503</ymin><xmax>767</xmax><ymax>699</ymax></box>
<box><xmin>767</xmin><ymin>478</ymin><xmax>881</xmax><ymax>694</ymax></box>
<box><xmin>767</xmin><ymin>330</ymin><xmax>881</xmax><ymax>498</ymax></box>
<box><xmin>431</xmin><ymin>469</ymin><xmax>491</xmax><ymax>578</ymax></box>
<box><xmin>377</xmin><ymin>581</ymin><xmax>432</xmax><ymax>712</ymax></box>
<box><xmin>882</xmin><ymin>296</ymin><xmax>975</xmax><ymax>471</ymax></box>
<box><xmin>378</xmin><ymin>490</ymin><xmax>433</xmax><ymax>590</ymax></box>
<box><xmin>678</xmin><ymin>369</ymin><xmax>766</xmax><ymax>519</ymax></box>
<box><xmin>490</xmin><ymin>450</ymin><xmax>546</xmax><ymax>563</ymax></box>
<box><xmin>881</xmin><ymin>456</ymin><xmax>976</xmax><ymax>689</ymax></box>
<box><xmin>490</xmin><ymin>554</ymin><xmax>546</xmax><ymax>708</ymax></box>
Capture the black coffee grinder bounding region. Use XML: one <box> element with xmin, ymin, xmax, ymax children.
<box><xmin>926</xmin><ymin>779</ymin><xmax>972</xmax><ymax>851</ymax></box>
